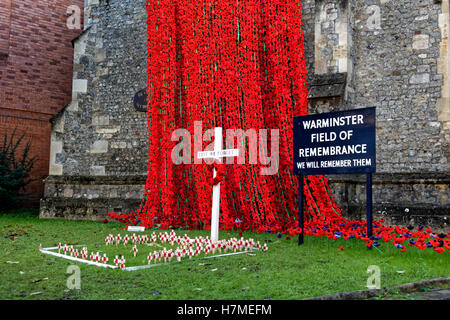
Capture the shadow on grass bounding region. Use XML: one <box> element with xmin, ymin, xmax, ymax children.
<box><xmin>0</xmin><ymin>207</ymin><xmax>40</xmax><ymax>218</ymax></box>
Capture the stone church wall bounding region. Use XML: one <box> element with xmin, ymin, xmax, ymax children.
<box><xmin>40</xmin><ymin>0</ymin><xmax>450</xmax><ymax>232</ymax></box>
<box><xmin>41</xmin><ymin>0</ymin><xmax>149</xmax><ymax>219</ymax></box>
<box><xmin>302</xmin><ymin>0</ymin><xmax>449</xmax><ymax>230</ymax></box>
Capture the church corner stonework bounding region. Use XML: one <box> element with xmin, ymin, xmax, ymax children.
<box><xmin>40</xmin><ymin>0</ymin><xmax>148</xmax><ymax>220</ymax></box>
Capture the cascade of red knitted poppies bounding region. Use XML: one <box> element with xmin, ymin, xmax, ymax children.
<box><xmin>111</xmin><ymin>0</ymin><xmax>324</xmax><ymax>232</ymax></box>
<box><xmin>108</xmin><ymin>0</ymin><xmax>448</xmax><ymax>254</ymax></box>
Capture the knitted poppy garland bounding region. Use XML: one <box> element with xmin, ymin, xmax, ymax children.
<box><xmin>111</xmin><ymin>0</ymin><xmax>313</xmax><ymax>234</ymax></box>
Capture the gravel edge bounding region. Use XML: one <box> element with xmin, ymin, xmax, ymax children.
<box><xmin>304</xmin><ymin>277</ymin><xmax>450</xmax><ymax>300</ymax></box>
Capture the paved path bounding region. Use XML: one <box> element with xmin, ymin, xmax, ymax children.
<box><xmin>307</xmin><ymin>278</ymin><xmax>450</xmax><ymax>300</ymax></box>
<box><xmin>377</xmin><ymin>285</ymin><xmax>450</xmax><ymax>300</ymax></box>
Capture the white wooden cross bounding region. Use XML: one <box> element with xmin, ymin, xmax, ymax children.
<box><xmin>197</xmin><ymin>127</ymin><xmax>239</xmax><ymax>242</ymax></box>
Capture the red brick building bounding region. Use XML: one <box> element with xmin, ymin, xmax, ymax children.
<box><xmin>0</xmin><ymin>0</ymin><xmax>84</xmax><ymax>205</ymax></box>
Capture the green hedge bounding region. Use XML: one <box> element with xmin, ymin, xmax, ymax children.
<box><xmin>0</xmin><ymin>128</ymin><xmax>35</xmax><ymax>208</ymax></box>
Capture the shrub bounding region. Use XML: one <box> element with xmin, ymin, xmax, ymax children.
<box><xmin>0</xmin><ymin>129</ymin><xmax>35</xmax><ymax>208</ymax></box>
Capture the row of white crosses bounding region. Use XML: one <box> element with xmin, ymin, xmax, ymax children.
<box><xmin>116</xmin><ymin>230</ymin><xmax>267</xmax><ymax>266</ymax></box>
<box><xmin>57</xmin><ymin>244</ymin><xmax>109</xmax><ymax>265</ymax></box>
<box><xmin>105</xmin><ymin>230</ymin><xmax>267</xmax><ymax>252</ymax></box>
<box><xmin>197</xmin><ymin>127</ymin><xmax>240</xmax><ymax>242</ymax></box>
<box><xmin>56</xmin><ymin>230</ymin><xmax>268</xmax><ymax>270</ymax></box>
<box><xmin>113</xmin><ymin>256</ymin><xmax>126</xmax><ymax>269</ymax></box>
<box><xmin>146</xmin><ymin>236</ymin><xmax>268</xmax><ymax>265</ymax></box>
<box><xmin>105</xmin><ymin>233</ymin><xmax>149</xmax><ymax>246</ymax></box>
<box><xmin>58</xmin><ymin>242</ymin><xmax>124</xmax><ymax>268</ymax></box>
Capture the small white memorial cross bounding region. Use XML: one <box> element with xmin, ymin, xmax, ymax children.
<box><xmin>197</xmin><ymin>127</ymin><xmax>239</xmax><ymax>242</ymax></box>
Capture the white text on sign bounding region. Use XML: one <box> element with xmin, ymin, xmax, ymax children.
<box><xmin>197</xmin><ymin>149</ymin><xmax>239</xmax><ymax>160</ymax></box>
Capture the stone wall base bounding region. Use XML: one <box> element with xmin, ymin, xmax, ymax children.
<box><xmin>327</xmin><ymin>173</ymin><xmax>450</xmax><ymax>233</ymax></box>
<box><xmin>39</xmin><ymin>198</ymin><xmax>142</xmax><ymax>221</ymax></box>
<box><xmin>40</xmin><ymin>173</ymin><xmax>449</xmax><ymax>232</ymax></box>
<box><xmin>39</xmin><ymin>175</ymin><xmax>146</xmax><ymax>221</ymax></box>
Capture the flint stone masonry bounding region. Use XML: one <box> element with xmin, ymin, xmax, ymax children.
<box><xmin>410</xmin><ymin>73</ymin><xmax>430</xmax><ymax>84</ymax></box>
<box><xmin>41</xmin><ymin>0</ymin><xmax>449</xmax><ymax>232</ymax></box>
<box><xmin>72</xmin><ymin>79</ymin><xmax>88</xmax><ymax>93</ymax></box>
<box><xmin>437</xmin><ymin>0</ymin><xmax>450</xmax><ymax>123</ymax></box>
<box><xmin>41</xmin><ymin>0</ymin><xmax>148</xmax><ymax>219</ymax></box>
<box><xmin>90</xmin><ymin>166</ymin><xmax>106</xmax><ymax>176</ymax></box>
<box><xmin>45</xmin><ymin>0</ymin><xmax>148</xmax><ymax>177</ymax></box>
<box><xmin>314</xmin><ymin>0</ymin><xmax>350</xmax><ymax>74</ymax></box>
<box><xmin>413</xmin><ymin>34</ymin><xmax>430</xmax><ymax>50</ymax></box>
<box><xmin>90</xmin><ymin>140</ymin><xmax>108</xmax><ymax>154</ymax></box>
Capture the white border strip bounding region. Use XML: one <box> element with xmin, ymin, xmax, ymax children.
<box><xmin>203</xmin><ymin>251</ymin><xmax>253</xmax><ymax>259</ymax></box>
<box><xmin>124</xmin><ymin>262</ymin><xmax>170</xmax><ymax>271</ymax></box>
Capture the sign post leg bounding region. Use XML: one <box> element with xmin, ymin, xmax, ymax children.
<box><xmin>298</xmin><ymin>175</ymin><xmax>304</xmax><ymax>246</ymax></box>
<box><xmin>366</xmin><ymin>173</ymin><xmax>373</xmax><ymax>249</ymax></box>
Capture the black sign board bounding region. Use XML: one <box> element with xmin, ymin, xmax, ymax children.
<box><xmin>293</xmin><ymin>107</ymin><xmax>376</xmax><ymax>175</ymax></box>
<box><xmin>293</xmin><ymin>107</ymin><xmax>376</xmax><ymax>246</ymax></box>
<box><xmin>133</xmin><ymin>88</ymin><xmax>148</xmax><ymax>112</ymax></box>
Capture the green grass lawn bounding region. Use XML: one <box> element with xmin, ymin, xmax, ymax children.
<box><xmin>0</xmin><ymin>209</ymin><xmax>448</xmax><ymax>300</ymax></box>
